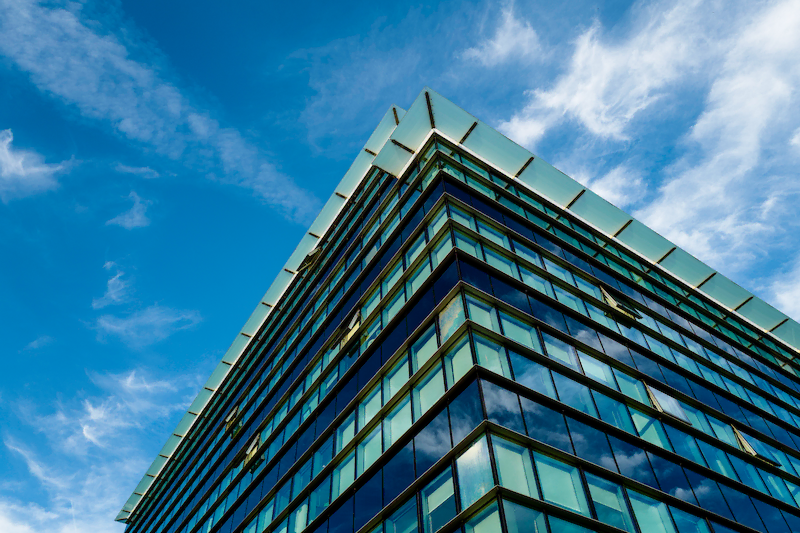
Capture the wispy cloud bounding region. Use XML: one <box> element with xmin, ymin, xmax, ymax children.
<box><xmin>0</xmin><ymin>129</ymin><xmax>65</xmax><ymax>202</ymax></box>
<box><xmin>635</xmin><ymin>0</ymin><xmax>800</xmax><ymax>271</ymax></box>
<box><xmin>572</xmin><ymin>165</ymin><xmax>646</xmax><ymax>209</ymax></box>
<box><xmin>114</xmin><ymin>164</ymin><xmax>159</xmax><ymax>179</ymax></box>
<box><xmin>22</xmin><ymin>335</ymin><xmax>53</xmax><ymax>352</ymax></box>
<box><xmin>0</xmin><ymin>368</ymin><xmax>207</xmax><ymax>533</ymax></box>
<box><xmin>92</xmin><ymin>268</ymin><xmax>131</xmax><ymax>309</ymax></box>
<box><xmin>0</xmin><ymin>0</ymin><xmax>318</xmax><ymax>222</ymax></box>
<box><xmin>95</xmin><ymin>305</ymin><xmax>201</xmax><ymax>347</ymax></box>
<box><xmin>106</xmin><ymin>191</ymin><xmax>150</xmax><ymax>230</ymax></box>
<box><xmin>462</xmin><ymin>3</ymin><xmax>542</xmax><ymax>67</ymax></box>
<box><xmin>498</xmin><ymin>0</ymin><xmax>713</xmax><ymax>145</ymax></box>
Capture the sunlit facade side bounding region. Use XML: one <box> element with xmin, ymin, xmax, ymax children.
<box><xmin>120</xmin><ymin>92</ymin><xmax>800</xmax><ymax>533</ymax></box>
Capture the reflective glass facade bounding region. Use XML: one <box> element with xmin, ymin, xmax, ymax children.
<box><xmin>122</xmin><ymin>103</ymin><xmax>800</xmax><ymax>533</ymax></box>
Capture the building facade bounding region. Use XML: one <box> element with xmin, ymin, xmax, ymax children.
<box><xmin>118</xmin><ymin>89</ymin><xmax>800</xmax><ymax>533</ymax></box>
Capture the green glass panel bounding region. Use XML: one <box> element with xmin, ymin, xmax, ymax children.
<box><xmin>658</xmin><ymin>247</ymin><xmax>715</xmax><ymax>287</ymax></box>
<box><xmin>569</xmin><ymin>189</ymin><xmax>631</xmax><ymax>235</ymax></box>
<box><xmin>492</xmin><ymin>436</ymin><xmax>538</xmax><ymax>498</ymax></box>
<box><xmin>534</xmin><ymin>452</ymin><xmax>590</xmax><ymax>515</ymax></box>
<box><xmin>517</xmin><ymin>157</ymin><xmax>584</xmax><ymax>207</ymax></box>
<box><xmin>737</xmin><ymin>297</ymin><xmax>787</xmax><ymax>331</ymax></box>
<box><xmin>373</xmin><ymin>141</ymin><xmax>413</xmax><ymax>177</ymax></box>
<box><xmin>391</xmin><ymin>91</ymin><xmax>433</xmax><ymax>151</ymax></box>
<box><xmin>697</xmin><ymin>274</ymin><xmax>751</xmax><ymax>309</ymax></box>
<box><xmin>364</xmin><ymin>106</ymin><xmax>402</xmax><ymax>154</ymax></box>
<box><xmin>616</xmin><ymin>220</ymin><xmax>673</xmax><ymax>263</ymax></box>
<box><xmin>462</xmin><ymin>121</ymin><xmax>533</xmax><ymax>177</ymax></box>
<box><xmin>427</xmin><ymin>88</ymin><xmax>476</xmax><ymax>143</ymax></box>
<box><xmin>456</xmin><ymin>436</ymin><xmax>494</xmax><ymax>508</ymax></box>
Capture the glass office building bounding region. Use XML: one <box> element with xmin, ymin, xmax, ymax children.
<box><xmin>118</xmin><ymin>89</ymin><xmax>800</xmax><ymax>533</ymax></box>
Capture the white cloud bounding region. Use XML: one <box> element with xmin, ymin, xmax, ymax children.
<box><xmin>92</xmin><ymin>269</ymin><xmax>131</xmax><ymax>309</ymax></box>
<box><xmin>0</xmin><ymin>368</ymin><xmax>206</xmax><ymax>533</ymax></box>
<box><xmin>0</xmin><ymin>0</ymin><xmax>318</xmax><ymax>222</ymax></box>
<box><xmin>22</xmin><ymin>335</ymin><xmax>53</xmax><ymax>352</ymax></box>
<box><xmin>764</xmin><ymin>255</ymin><xmax>800</xmax><ymax>321</ymax></box>
<box><xmin>462</xmin><ymin>4</ymin><xmax>542</xmax><ymax>67</ymax></box>
<box><xmin>114</xmin><ymin>164</ymin><xmax>159</xmax><ymax>179</ymax></box>
<box><xmin>791</xmin><ymin>127</ymin><xmax>800</xmax><ymax>148</ymax></box>
<box><xmin>572</xmin><ymin>165</ymin><xmax>646</xmax><ymax>208</ymax></box>
<box><xmin>95</xmin><ymin>305</ymin><xmax>201</xmax><ymax>347</ymax></box>
<box><xmin>499</xmin><ymin>0</ymin><xmax>714</xmax><ymax>145</ymax></box>
<box><xmin>106</xmin><ymin>191</ymin><xmax>150</xmax><ymax>229</ymax></box>
<box><xmin>0</xmin><ymin>129</ymin><xmax>64</xmax><ymax>202</ymax></box>
<box><xmin>636</xmin><ymin>0</ymin><xmax>800</xmax><ymax>270</ymax></box>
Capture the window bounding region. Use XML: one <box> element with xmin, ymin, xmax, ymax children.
<box><xmin>646</xmin><ymin>386</ymin><xmax>691</xmax><ymax>424</ymax></box>
<box><xmin>601</xmin><ymin>286</ymin><xmax>641</xmax><ymax>320</ymax></box>
<box><xmin>533</xmin><ymin>452</ymin><xmax>590</xmax><ymax>516</ymax></box>
<box><xmin>225</xmin><ymin>406</ymin><xmax>242</xmax><ymax>437</ymax></box>
<box><xmin>414</xmin><ymin>365</ymin><xmax>446</xmax><ymax>419</ymax></box>
<box><xmin>421</xmin><ymin>468</ymin><xmax>456</xmax><ymax>533</ymax></box>
<box><xmin>492</xmin><ymin>436</ymin><xmax>538</xmax><ymax>498</ymax></box>
<box><xmin>465</xmin><ymin>294</ymin><xmax>499</xmax><ymax>332</ymax></box>
<box><xmin>456</xmin><ymin>436</ymin><xmax>494</xmax><ymax>508</ymax></box>
<box><xmin>627</xmin><ymin>491</ymin><xmax>676</xmax><ymax>533</ymax></box>
<box><xmin>733</xmin><ymin>427</ymin><xmax>781</xmax><ymax>466</ymax></box>
<box><xmin>585</xmin><ymin>473</ymin><xmax>635</xmax><ymax>532</ymax></box>
<box><xmin>463</xmin><ymin>501</ymin><xmax>502</xmax><ymax>533</ymax></box>
<box><xmin>438</xmin><ymin>294</ymin><xmax>465</xmax><ymax>343</ymax></box>
<box><xmin>244</xmin><ymin>435</ymin><xmax>263</xmax><ymax>472</ymax></box>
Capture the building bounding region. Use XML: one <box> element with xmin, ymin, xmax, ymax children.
<box><xmin>117</xmin><ymin>88</ymin><xmax>800</xmax><ymax>533</ymax></box>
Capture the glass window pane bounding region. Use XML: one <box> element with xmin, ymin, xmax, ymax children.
<box><xmin>473</xmin><ymin>333</ymin><xmax>511</xmax><ymax>378</ymax></box>
<box><xmin>421</xmin><ymin>468</ymin><xmax>456</xmax><ymax>533</ymax></box>
<box><xmin>553</xmin><ymin>372</ymin><xmax>598</xmax><ymax>417</ymax></box>
<box><xmin>385</xmin><ymin>356</ymin><xmax>411</xmax><ymax>399</ymax></box>
<box><xmin>669</xmin><ymin>506</ymin><xmax>711</xmax><ymax>533</ymax></box>
<box><xmin>534</xmin><ymin>452</ymin><xmax>590</xmax><ymax>516</ymax></box>
<box><xmin>492</xmin><ymin>436</ymin><xmax>538</xmax><ymax>498</ymax></box>
<box><xmin>485</xmin><ymin>246</ymin><xmax>516</xmax><ymax>277</ymax></box>
<box><xmin>500</xmin><ymin>311</ymin><xmax>542</xmax><ymax>353</ymax></box>
<box><xmin>593</xmin><ymin>391</ymin><xmax>635</xmax><ymax>433</ymax></box>
<box><xmin>385</xmin><ymin>496</ymin><xmax>419</xmax><ymax>533</ymax></box>
<box><xmin>477</xmin><ymin>219</ymin><xmax>510</xmax><ymax>249</ymax></box>
<box><xmin>456</xmin><ymin>435</ymin><xmax>494</xmax><ymax>508</ymax></box>
<box><xmin>546</xmin><ymin>516</ymin><xmax>595</xmax><ymax>533</ymax></box>
<box><xmin>384</xmin><ymin>395</ymin><xmax>413</xmax><ymax>448</ymax></box>
<box><xmin>648</xmin><ymin>387</ymin><xmax>691</xmax><ymax>424</ymax></box>
<box><xmin>466</xmin><ymin>294</ymin><xmax>500</xmax><ymax>332</ymax></box>
<box><xmin>585</xmin><ymin>472</ymin><xmax>635</xmax><ymax>532</ymax></box>
<box><xmin>631</xmin><ymin>409</ymin><xmax>673</xmax><ymax>451</ymax></box>
<box><xmin>438</xmin><ymin>294</ymin><xmax>466</xmax><ymax>343</ymax></box>
<box><xmin>509</xmin><ymin>351</ymin><xmax>556</xmax><ymax>398</ymax></box>
<box><xmin>414</xmin><ymin>365</ymin><xmax>446</xmax><ymax>419</ymax></box>
<box><xmin>357</xmin><ymin>426</ymin><xmax>382</xmax><ymax>476</ymax></box>
<box><xmin>337</xmin><ymin>411</ymin><xmax>357</xmax><ymax>453</ymax></box>
<box><xmin>502</xmin><ymin>499</ymin><xmax>547</xmax><ymax>533</ymax></box>
<box><xmin>520</xmin><ymin>396</ymin><xmax>574</xmax><ymax>453</ymax></box>
<box><xmin>463</xmin><ymin>501</ymin><xmax>501</xmax><ymax>533</ymax></box>
<box><xmin>332</xmin><ymin>450</ymin><xmax>356</xmax><ymax>499</ymax></box>
<box><xmin>578</xmin><ymin>352</ymin><xmax>617</xmax><ymax>388</ymax></box>
<box><xmin>411</xmin><ymin>325</ymin><xmax>439</xmax><ymax>372</ymax></box>
<box><xmin>359</xmin><ymin>383</ymin><xmax>382</xmax><ymax>429</ymax></box>
<box><xmin>455</xmin><ymin>230</ymin><xmax>481</xmax><ymax>257</ymax></box>
<box><xmin>444</xmin><ymin>333</ymin><xmax>473</xmax><ymax>386</ymax></box>
<box><xmin>450</xmin><ymin>205</ymin><xmax>476</xmax><ymax>231</ymax></box>
<box><xmin>542</xmin><ymin>332</ymin><xmax>579</xmax><ymax>369</ymax></box>
<box><xmin>628</xmin><ymin>491</ymin><xmax>677</xmax><ymax>533</ymax></box>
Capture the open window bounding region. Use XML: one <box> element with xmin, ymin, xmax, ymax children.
<box><xmin>645</xmin><ymin>385</ymin><xmax>691</xmax><ymax>424</ymax></box>
<box><xmin>338</xmin><ymin>310</ymin><xmax>361</xmax><ymax>349</ymax></box>
<box><xmin>732</xmin><ymin>427</ymin><xmax>781</xmax><ymax>467</ymax></box>
<box><xmin>297</xmin><ymin>247</ymin><xmax>322</xmax><ymax>275</ymax></box>
<box><xmin>224</xmin><ymin>406</ymin><xmax>242</xmax><ymax>437</ymax></box>
<box><xmin>244</xmin><ymin>435</ymin><xmax>263</xmax><ymax>473</ymax></box>
<box><xmin>600</xmin><ymin>287</ymin><xmax>641</xmax><ymax>321</ymax></box>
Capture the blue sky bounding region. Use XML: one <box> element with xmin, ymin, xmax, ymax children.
<box><xmin>1</xmin><ymin>0</ymin><xmax>800</xmax><ymax>531</ymax></box>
